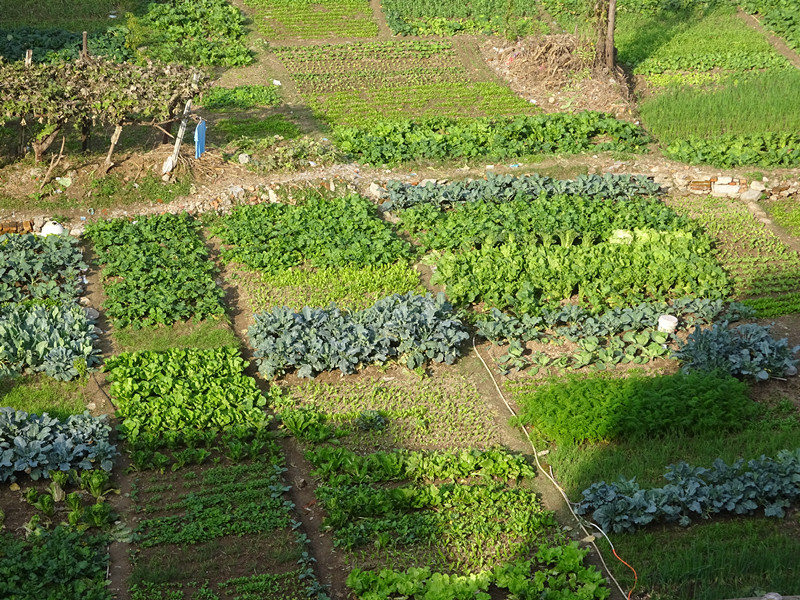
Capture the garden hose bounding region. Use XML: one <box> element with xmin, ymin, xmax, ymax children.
<box><xmin>472</xmin><ymin>335</ymin><xmax>638</xmax><ymax>600</ymax></box>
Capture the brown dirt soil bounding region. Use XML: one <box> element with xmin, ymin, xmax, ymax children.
<box><xmin>480</xmin><ymin>35</ymin><xmax>636</xmax><ymax>120</ymax></box>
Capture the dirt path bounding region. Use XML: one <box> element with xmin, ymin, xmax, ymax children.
<box><xmin>738</xmin><ymin>9</ymin><xmax>800</xmax><ymax>70</ymax></box>
<box><xmin>369</xmin><ymin>0</ymin><xmax>393</xmax><ymax>39</ymax></box>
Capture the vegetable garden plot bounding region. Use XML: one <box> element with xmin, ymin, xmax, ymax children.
<box><xmin>0</xmin><ymin>232</ymin><xmax>86</xmax><ymax>303</ymax></box>
<box><xmin>398</xmin><ymin>192</ymin><xmax>728</xmax><ymax>314</ymax></box>
<box><xmin>279</xmin><ymin>375</ymin><xmax>502</xmax><ymax>451</ymax></box>
<box><xmin>382</xmin><ymin>0</ymin><xmax>545</xmax><ymax>37</ymax></box>
<box><xmin>476</xmin><ymin>297</ymin><xmax>752</xmax><ymax>374</ymax></box>
<box><xmin>741</xmin><ymin>0</ymin><xmax>800</xmax><ymax>51</ymax></box>
<box><xmin>0</xmin><ymin>302</ymin><xmax>100</xmax><ymax>381</ymax></box>
<box><xmin>334</xmin><ymin>113</ymin><xmax>649</xmax><ymax>164</ymax></box>
<box><xmin>248</xmin><ymin>292</ymin><xmax>468</xmax><ymax>378</ymax></box>
<box><xmin>244</xmin><ymin>0</ymin><xmax>378</xmax><ymax>40</ymax></box>
<box><xmin>669</xmin><ymin>195</ymin><xmax>800</xmax><ymax>317</ymax></box>
<box><xmin>274</xmin><ymin>41</ymin><xmax>538</xmax><ymax>126</ymax></box>
<box><xmin>213</xmin><ymin>191</ymin><xmax>413</xmax><ymax>273</ymax></box>
<box><xmin>85</xmin><ymin>212</ymin><xmax>225</xmax><ymax>329</ymax></box>
<box><xmin>302</xmin><ymin>446</ymin><xmax>610</xmax><ymax>598</ymax></box>
<box><xmin>106</xmin><ymin>347</ymin><xmax>270</xmax><ymax>447</ymax></box>
<box><xmin>129</xmin><ymin>460</ymin><xmax>324</xmax><ymax>599</ymax></box>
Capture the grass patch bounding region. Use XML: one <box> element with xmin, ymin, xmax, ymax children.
<box><xmin>284</xmin><ymin>374</ymin><xmax>502</xmax><ymax>452</ymax></box>
<box><xmin>0</xmin><ymin>374</ymin><xmax>90</xmax><ymax>419</ymax></box>
<box><xmin>243</xmin><ymin>262</ymin><xmax>425</xmax><ymax>312</ymax></box>
<box><xmin>244</xmin><ymin>0</ymin><xmax>378</xmax><ymax>39</ymax></box>
<box><xmin>202</xmin><ymin>85</ymin><xmax>282</xmax><ymax>111</ymax></box>
<box><xmin>210</xmin><ymin>116</ymin><xmax>301</xmax><ymax>146</ymax></box>
<box><xmin>112</xmin><ymin>318</ymin><xmax>239</xmax><ymax>353</ymax></box>
<box><xmin>616</xmin><ymin>5</ymin><xmax>787</xmax><ymax>74</ymax></box>
<box><xmin>604</xmin><ymin>519</ymin><xmax>800</xmax><ymax>600</ymax></box>
<box><xmin>640</xmin><ymin>70</ymin><xmax>800</xmax><ymax>142</ymax></box>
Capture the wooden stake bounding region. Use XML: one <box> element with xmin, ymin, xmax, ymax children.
<box><xmin>82</xmin><ymin>31</ymin><xmax>88</xmax><ymax>59</ymax></box>
<box><xmin>40</xmin><ymin>136</ymin><xmax>65</xmax><ymax>190</ymax></box>
<box><xmin>24</xmin><ymin>49</ymin><xmax>32</xmax><ymax>67</ymax></box>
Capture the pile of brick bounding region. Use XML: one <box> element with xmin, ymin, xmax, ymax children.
<box><xmin>0</xmin><ymin>220</ymin><xmax>34</xmax><ymax>234</ymax></box>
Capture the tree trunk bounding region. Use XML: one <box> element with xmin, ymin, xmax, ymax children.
<box><xmin>31</xmin><ymin>126</ymin><xmax>62</xmax><ymax>163</ymax></box>
<box><xmin>593</xmin><ymin>0</ymin><xmax>617</xmax><ymax>73</ymax></box>
<box><xmin>81</xmin><ymin>119</ymin><xmax>92</xmax><ymax>152</ymax></box>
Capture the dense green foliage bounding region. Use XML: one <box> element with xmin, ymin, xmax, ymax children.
<box><xmin>308</xmin><ymin>447</ymin><xmax>558</xmax><ymax>571</ymax></box>
<box><xmin>740</xmin><ymin>0</ymin><xmax>800</xmax><ymax>50</ymax></box>
<box><xmin>0</xmin><ymin>302</ymin><xmax>100</xmax><ymax>381</ymax></box>
<box><xmin>86</xmin><ymin>213</ymin><xmax>225</xmax><ymax>328</ymax></box>
<box><xmin>202</xmin><ymin>85</ymin><xmax>282</xmax><ymax>110</ymax></box>
<box><xmin>433</xmin><ymin>228</ymin><xmax>729</xmax><ymax>313</ymax></box>
<box><xmin>126</xmin><ymin>0</ymin><xmax>251</xmax><ymax>66</ymax></box>
<box><xmin>664</xmin><ymin>133</ymin><xmax>800</xmax><ymax>167</ymax></box>
<box><xmin>106</xmin><ymin>347</ymin><xmax>270</xmax><ymax>445</ymax></box>
<box><xmin>512</xmin><ymin>371</ymin><xmax>754</xmax><ymax>445</ymax></box>
<box><xmin>307</xmin><ymin>446</ymin><xmax>534</xmax><ymax>484</ymax></box>
<box><xmin>670</xmin><ymin>195</ymin><xmax>800</xmax><ymax>317</ymax></box>
<box><xmin>399</xmin><ymin>195</ymin><xmax>693</xmax><ymax>252</ymax></box>
<box><xmin>0</xmin><ymin>27</ymin><xmax>130</xmax><ymax>62</ymax></box>
<box><xmin>0</xmin><ymin>527</ymin><xmax>110</xmax><ymax>600</ymax></box>
<box><xmin>251</xmin><ymin>262</ymin><xmax>424</xmax><ymax>312</ymax></box>
<box><xmin>248</xmin><ymin>292</ymin><xmax>468</xmax><ymax>377</ymax></box>
<box><xmin>675</xmin><ymin>322</ymin><xmax>800</xmax><ymax>380</ymax></box>
<box><xmin>0</xmin><ymin>233</ymin><xmax>86</xmax><ymax>304</ymax></box>
<box><xmin>335</xmin><ymin>113</ymin><xmax>649</xmax><ymax>164</ymax></box>
<box><xmin>577</xmin><ymin>449</ymin><xmax>800</xmax><ymax>532</ymax></box>
<box><xmin>0</xmin><ymin>408</ymin><xmax>116</xmax><ymax>482</ymax></box>
<box><xmin>382</xmin><ymin>172</ymin><xmax>662</xmax><ymax>211</ymax></box>
<box><xmin>348</xmin><ymin>544</ymin><xmax>609</xmax><ymax>600</ymax></box>
<box><xmin>477</xmin><ymin>299</ymin><xmax>750</xmax><ymax>373</ymax></box>
<box><xmin>615</xmin><ymin>5</ymin><xmax>787</xmax><ymax>74</ymax></box>
<box><xmin>214</xmin><ymin>192</ymin><xmax>412</xmax><ymax>273</ymax></box>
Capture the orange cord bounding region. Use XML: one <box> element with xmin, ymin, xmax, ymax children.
<box><xmin>611</xmin><ymin>547</ymin><xmax>638</xmax><ymax>600</ymax></box>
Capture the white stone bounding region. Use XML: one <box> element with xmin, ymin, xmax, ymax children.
<box><xmin>268</xmin><ymin>189</ymin><xmax>279</xmax><ymax>203</ymax></box>
<box><xmin>750</xmin><ymin>180</ymin><xmax>766</xmax><ymax>191</ymax></box>
<box><xmin>740</xmin><ymin>189</ymin><xmax>762</xmax><ymax>202</ymax></box>
<box><xmin>711</xmin><ymin>183</ymin><xmax>741</xmax><ymax>197</ymax></box>
<box><xmin>237</xmin><ymin>153</ymin><xmax>250</xmax><ymax>164</ymax></box>
<box><xmin>84</xmin><ymin>307</ymin><xmax>100</xmax><ymax>320</ymax></box>
<box><xmin>368</xmin><ymin>182</ymin><xmax>383</xmax><ymax>199</ymax></box>
<box><xmin>419</xmin><ymin>179</ymin><xmax>437</xmax><ymax>187</ymax></box>
<box><xmin>41</xmin><ymin>221</ymin><xmax>65</xmax><ymax>236</ymax></box>
<box><xmin>716</xmin><ymin>176</ymin><xmax>733</xmax><ymax>184</ymax></box>
<box><xmin>69</xmin><ymin>226</ymin><xmax>84</xmax><ymax>238</ymax></box>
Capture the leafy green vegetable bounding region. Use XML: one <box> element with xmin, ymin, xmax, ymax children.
<box><xmin>0</xmin><ymin>408</ymin><xmax>117</xmax><ymax>483</ymax></box>
<box><xmin>0</xmin><ymin>302</ymin><xmax>100</xmax><ymax>381</ymax></box>
<box><xmin>85</xmin><ymin>212</ymin><xmax>225</xmax><ymax>328</ymax></box>
<box><xmin>577</xmin><ymin>449</ymin><xmax>800</xmax><ymax>532</ymax></box>
<box><xmin>248</xmin><ymin>292</ymin><xmax>468</xmax><ymax>378</ymax></box>
<box><xmin>214</xmin><ymin>191</ymin><xmax>413</xmax><ymax>273</ymax></box>
<box><xmin>0</xmin><ymin>233</ymin><xmax>86</xmax><ymax>304</ymax></box>
<box><xmin>335</xmin><ymin>112</ymin><xmax>649</xmax><ymax>164</ymax></box>
<box><xmin>106</xmin><ymin>347</ymin><xmax>270</xmax><ymax>445</ymax></box>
